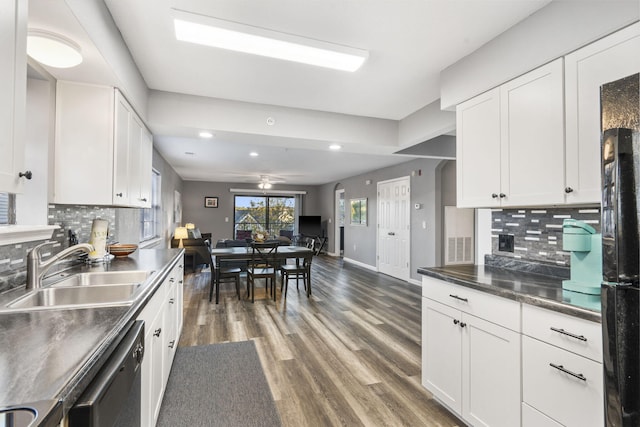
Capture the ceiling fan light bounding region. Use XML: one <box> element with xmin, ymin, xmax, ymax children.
<box><xmin>27</xmin><ymin>30</ymin><xmax>83</xmax><ymax>68</ymax></box>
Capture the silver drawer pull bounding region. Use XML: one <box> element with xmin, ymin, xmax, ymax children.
<box><xmin>550</xmin><ymin>327</ymin><xmax>587</xmax><ymax>342</ymax></box>
<box><xmin>549</xmin><ymin>363</ymin><xmax>587</xmax><ymax>381</ymax></box>
<box><xmin>449</xmin><ymin>294</ymin><xmax>468</xmax><ymax>302</ymax></box>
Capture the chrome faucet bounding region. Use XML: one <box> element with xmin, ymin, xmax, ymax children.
<box><xmin>26</xmin><ymin>242</ymin><xmax>94</xmax><ymax>290</ymax></box>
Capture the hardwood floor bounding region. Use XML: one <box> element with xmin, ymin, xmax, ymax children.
<box><xmin>179</xmin><ymin>255</ymin><xmax>463</xmax><ymax>426</ymax></box>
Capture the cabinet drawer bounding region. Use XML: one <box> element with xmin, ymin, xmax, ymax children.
<box><xmin>522</xmin><ymin>304</ymin><xmax>602</xmax><ymax>362</ymax></box>
<box><xmin>522</xmin><ymin>403</ymin><xmax>562</xmax><ymax>427</ymax></box>
<box><xmin>523</xmin><ymin>336</ymin><xmax>603</xmax><ymax>427</ymax></box>
<box><xmin>422</xmin><ymin>276</ymin><xmax>520</xmax><ymax>331</ymax></box>
<box><xmin>138</xmin><ymin>285</ymin><xmax>167</xmax><ymax>326</ymax></box>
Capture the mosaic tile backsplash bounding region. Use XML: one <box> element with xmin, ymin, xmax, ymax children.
<box><xmin>0</xmin><ymin>205</ymin><xmax>120</xmax><ymax>293</ymax></box>
<box><xmin>492</xmin><ymin>207</ymin><xmax>601</xmax><ymax>266</ymax></box>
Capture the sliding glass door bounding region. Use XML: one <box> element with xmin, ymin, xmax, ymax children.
<box><xmin>234</xmin><ymin>195</ymin><xmax>295</xmax><ymax>239</ymax></box>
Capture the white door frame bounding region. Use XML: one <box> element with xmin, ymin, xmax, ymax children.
<box><xmin>333</xmin><ymin>188</ymin><xmax>345</xmax><ymax>256</ymax></box>
<box><xmin>376</xmin><ymin>176</ymin><xmax>411</xmax><ymax>281</ymax></box>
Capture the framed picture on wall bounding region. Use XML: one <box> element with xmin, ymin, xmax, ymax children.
<box><xmin>350</xmin><ymin>198</ymin><xmax>367</xmax><ymax>226</ymax></box>
<box><xmin>204</xmin><ymin>196</ymin><xmax>219</xmax><ymax>208</ymax></box>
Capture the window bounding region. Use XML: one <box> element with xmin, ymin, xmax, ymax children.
<box><xmin>0</xmin><ymin>193</ymin><xmax>15</xmax><ymax>225</ymax></box>
<box><xmin>234</xmin><ymin>195</ymin><xmax>295</xmax><ymax>238</ymax></box>
<box><xmin>140</xmin><ymin>169</ymin><xmax>161</xmax><ymax>241</ymax></box>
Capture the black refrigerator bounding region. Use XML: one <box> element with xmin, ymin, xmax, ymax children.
<box><xmin>600</xmin><ymin>72</ymin><xmax>640</xmax><ymax>426</ymax></box>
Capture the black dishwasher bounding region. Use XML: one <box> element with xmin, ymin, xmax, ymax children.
<box><xmin>69</xmin><ymin>320</ymin><xmax>145</xmax><ymax>427</ymax></box>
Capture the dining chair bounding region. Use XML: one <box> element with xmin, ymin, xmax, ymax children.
<box><xmin>209</xmin><ymin>262</ymin><xmax>242</xmax><ymax>302</ymax></box>
<box><xmin>280</xmin><ymin>256</ymin><xmax>312</xmax><ymax>299</ymax></box>
<box><xmin>247</xmin><ymin>242</ymin><xmax>279</xmax><ymax>303</ymax></box>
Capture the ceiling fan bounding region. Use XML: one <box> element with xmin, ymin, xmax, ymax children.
<box><xmin>256</xmin><ymin>175</ymin><xmax>285</xmax><ymax>189</ymax></box>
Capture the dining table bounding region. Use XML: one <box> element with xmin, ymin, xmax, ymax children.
<box><xmin>209</xmin><ymin>245</ymin><xmax>315</xmax><ymax>304</ymax></box>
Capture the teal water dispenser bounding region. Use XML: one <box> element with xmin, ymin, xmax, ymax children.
<box><xmin>561</xmin><ymin>219</ymin><xmax>603</xmax><ymax>295</ymax></box>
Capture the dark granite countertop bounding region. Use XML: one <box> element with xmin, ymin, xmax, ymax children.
<box><xmin>0</xmin><ymin>248</ymin><xmax>183</xmax><ymax>423</ymax></box>
<box><xmin>418</xmin><ymin>264</ymin><xmax>601</xmax><ymax>323</ymax></box>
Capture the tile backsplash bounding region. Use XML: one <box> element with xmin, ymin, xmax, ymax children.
<box><xmin>491</xmin><ymin>207</ymin><xmax>601</xmax><ymax>266</ymax></box>
<box><xmin>0</xmin><ymin>205</ymin><xmax>121</xmax><ymax>293</ymax></box>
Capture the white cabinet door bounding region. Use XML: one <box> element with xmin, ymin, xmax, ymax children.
<box><xmin>137</xmin><ymin>127</ymin><xmax>153</xmax><ymax>208</ymax></box>
<box><xmin>54</xmin><ymin>82</ymin><xmax>115</xmax><ymax>205</ymax></box>
<box><xmin>500</xmin><ymin>59</ymin><xmax>565</xmax><ymax>206</ymax></box>
<box><xmin>456</xmin><ymin>88</ymin><xmax>502</xmax><ymax>208</ymax></box>
<box><xmin>462</xmin><ymin>313</ymin><xmax>521</xmax><ymax>427</ymax></box>
<box><xmin>113</xmin><ymin>91</ymin><xmax>131</xmax><ymax>205</ymax></box>
<box><xmin>0</xmin><ymin>0</ymin><xmax>27</xmax><ymax>194</ymax></box>
<box><xmin>422</xmin><ymin>298</ymin><xmax>462</xmax><ymax>413</ymax></box>
<box><xmin>150</xmin><ymin>308</ymin><xmax>166</xmax><ymax>425</ymax></box>
<box><xmin>565</xmin><ymin>22</ymin><xmax>640</xmax><ymax>205</ymax></box>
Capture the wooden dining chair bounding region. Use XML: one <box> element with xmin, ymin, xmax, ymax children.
<box><xmin>247</xmin><ymin>242</ymin><xmax>279</xmax><ymax>303</ymax></box>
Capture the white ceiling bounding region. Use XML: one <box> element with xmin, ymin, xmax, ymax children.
<box><xmin>28</xmin><ymin>0</ymin><xmax>551</xmax><ymax>186</ymax></box>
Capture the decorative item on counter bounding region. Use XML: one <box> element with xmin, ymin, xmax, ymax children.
<box><xmin>88</xmin><ymin>218</ymin><xmax>109</xmax><ymax>260</ymax></box>
<box><xmin>253</xmin><ymin>232</ymin><xmax>266</xmax><ymax>242</ymax></box>
<box><xmin>107</xmin><ymin>243</ymin><xmax>138</xmax><ymax>257</ymax></box>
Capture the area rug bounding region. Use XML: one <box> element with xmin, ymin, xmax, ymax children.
<box><xmin>157</xmin><ymin>341</ymin><xmax>281</xmax><ymax>427</ymax></box>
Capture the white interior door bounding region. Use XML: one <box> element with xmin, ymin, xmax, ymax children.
<box><xmin>377</xmin><ymin>177</ymin><xmax>410</xmax><ymax>280</ymax></box>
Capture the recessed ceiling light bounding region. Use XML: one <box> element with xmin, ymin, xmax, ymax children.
<box><xmin>329</xmin><ymin>144</ymin><xmax>342</xmax><ymax>150</ymax></box>
<box><xmin>27</xmin><ymin>30</ymin><xmax>83</xmax><ymax>68</ymax></box>
<box><xmin>185</xmin><ymin>151</ymin><xmax>195</xmax><ymax>155</ymax></box>
<box><xmin>199</xmin><ymin>131</ymin><xmax>214</xmax><ymax>138</ymax></box>
<box><xmin>249</xmin><ymin>152</ymin><xmax>259</xmax><ymax>157</ymax></box>
<box><xmin>172</xmin><ymin>9</ymin><xmax>368</xmax><ymax>72</ymax></box>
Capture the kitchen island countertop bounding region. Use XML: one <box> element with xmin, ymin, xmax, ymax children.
<box><xmin>418</xmin><ymin>264</ymin><xmax>601</xmax><ymax>323</ymax></box>
<box><xmin>0</xmin><ymin>248</ymin><xmax>183</xmax><ymax>421</ymax></box>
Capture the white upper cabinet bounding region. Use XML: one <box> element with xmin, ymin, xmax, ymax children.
<box><xmin>0</xmin><ymin>0</ymin><xmax>27</xmax><ymax>194</ymax></box>
<box><xmin>500</xmin><ymin>59</ymin><xmax>565</xmax><ymax>207</ymax></box>
<box><xmin>564</xmin><ymin>22</ymin><xmax>640</xmax><ymax>205</ymax></box>
<box><xmin>457</xmin><ymin>59</ymin><xmax>564</xmax><ymax>208</ymax></box>
<box><xmin>456</xmin><ymin>88</ymin><xmax>502</xmax><ymax>208</ymax></box>
<box><xmin>54</xmin><ymin>81</ymin><xmax>152</xmax><ymax>207</ymax></box>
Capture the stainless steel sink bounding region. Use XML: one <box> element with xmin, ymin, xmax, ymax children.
<box><xmin>0</xmin><ymin>407</ymin><xmax>36</xmax><ymax>426</ymax></box>
<box><xmin>6</xmin><ymin>284</ymin><xmax>144</xmax><ymax>311</ymax></box>
<box><xmin>49</xmin><ymin>270</ymin><xmax>153</xmax><ymax>288</ymax></box>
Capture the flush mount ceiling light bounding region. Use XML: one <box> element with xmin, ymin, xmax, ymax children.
<box><xmin>27</xmin><ymin>30</ymin><xmax>83</xmax><ymax>68</ymax></box>
<box><xmin>199</xmin><ymin>131</ymin><xmax>213</xmax><ymax>138</ymax></box>
<box><xmin>329</xmin><ymin>144</ymin><xmax>342</xmax><ymax>150</ymax></box>
<box><xmin>172</xmin><ymin>9</ymin><xmax>368</xmax><ymax>72</ymax></box>
<box><xmin>258</xmin><ymin>182</ymin><xmax>273</xmax><ymax>190</ymax></box>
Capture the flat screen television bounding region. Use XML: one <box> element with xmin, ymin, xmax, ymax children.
<box><xmin>298</xmin><ymin>215</ymin><xmax>322</xmax><ymax>237</ymax></box>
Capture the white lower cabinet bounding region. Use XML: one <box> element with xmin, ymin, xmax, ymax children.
<box><xmin>422</xmin><ymin>277</ymin><xmax>604</xmax><ymax>427</ymax></box>
<box><xmin>521</xmin><ymin>305</ymin><xmax>603</xmax><ymax>427</ymax></box>
<box><xmin>138</xmin><ymin>260</ymin><xmax>184</xmax><ymax>427</ymax></box>
<box><xmin>422</xmin><ymin>277</ymin><xmax>521</xmax><ymax>427</ymax></box>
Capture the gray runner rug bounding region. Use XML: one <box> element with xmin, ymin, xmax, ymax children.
<box><xmin>157</xmin><ymin>341</ymin><xmax>282</xmax><ymax>427</ymax></box>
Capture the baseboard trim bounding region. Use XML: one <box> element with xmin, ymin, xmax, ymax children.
<box><xmin>342</xmin><ymin>257</ymin><xmax>378</xmax><ymax>272</ymax></box>
<box><xmin>408</xmin><ymin>278</ymin><xmax>422</xmax><ymax>287</ymax></box>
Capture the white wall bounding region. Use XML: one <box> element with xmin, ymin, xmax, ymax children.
<box><xmin>148</xmin><ymin>90</ymin><xmax>398</xmax><ymax>152</ymax></box>
<box><xmin>398</xmin><ymin>100</ymin><xmax>456</xmax><ymax>148</ymax></box>
<box><xmin>440</xmin><ymin>1</ymin><xmax>640</xmax><ymax>109</ymax></box>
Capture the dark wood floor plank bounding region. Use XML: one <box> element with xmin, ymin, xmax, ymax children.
<box><xmin>179</xmin><ymin>255</ymin><xmax>461</xmax><ymax>426</ymax></box>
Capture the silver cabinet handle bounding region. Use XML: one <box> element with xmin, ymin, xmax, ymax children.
<box><xmin>169</xmin><ymin>298</ymin><xmax>175</xmax><ymax>304</ymax></box>
<box><xmin>168</xmin><ymin>340</ymin><xmax>175</xmax><ymax>349</ymax></box>
<box><xmin>449</xmin><ymin>294</ymin><xmax>468</xmax><ymax>302</ymax></box>
<box><xmin>499</xmin><ymin>193</ymin><xmax>506</xmax><ymax>198</ymax></box>
<box><xmin>550</xmin><ymin>327</ymin><xmax>587</xmax><ymax>342</ymax></box>
<box><xmin>550</xmin><ymin>363</ymin><xmax>586</xmax><ymax>381</ymax></box>
<box><xmin>19</xmin><ymin>171</ymin><xmax>32</xmax><ymax>180</ymax></box>
<box><xmin>565</xmin><ymin>187</ymin><xmax>574</xmax><ymax>193</ymax></box>
<box><xmin>388</xmin><ymin>232</ymin><xmax>395</xmax><ymax>236</ymax></box>
<box><xmin>153</xmin><ymin>328</ymin><xmax>162</xmax><ymax>337</ymax></box>
<box><xmin>115</xmin><ymin>192</ymin><xmax>123</xmax><ymax>197</ymax></box>
<box><xmin>491</xmin><ymin>193</ymin><xmax>499</xmax><ymax>199</ymax></box>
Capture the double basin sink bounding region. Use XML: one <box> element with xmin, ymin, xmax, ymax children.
<box><xmin>2</xmin><ymin>270</ymin><xmax>154</xmax><ymax>312</ymax></box>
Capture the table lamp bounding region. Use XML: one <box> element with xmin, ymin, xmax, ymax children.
<box><xmin>185</xmin><ymin>223</ymin><xmax>195</xmax><ymax>229</ymax></box>
<box><xmin>174</xmin><ymin>227</ymin><xmax>188</xmax><ymax>248</ymax></box>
